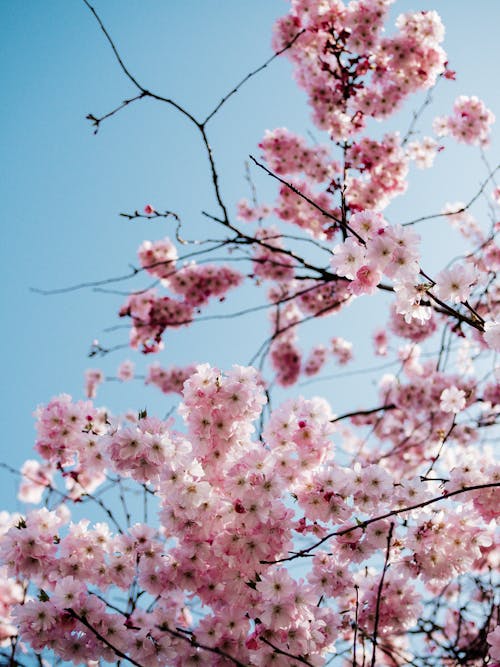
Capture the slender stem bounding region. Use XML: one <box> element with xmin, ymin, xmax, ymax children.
<box><xmin>259</xmin><ymin>636</ymin><xmax>315</xmax><ymax>666</ymax></box>
<box><xmin>66</xmin><ymin>609</ymin><xmax>145</xmax><ymax>667</ymax></box>
<box><xmin>203</xmin><ymin>30</ymin><xmax>305</xmax><ymax>125</ymax></box>
<box><xmin>331</xmin><ymin>404</ymin><xmax>396</xmax><ymax>424</ymax></box>
<box><xmin>370</xmin><ymin>522</ymin><xmax>394</xmax><ymax>667</ymax></box>
<box><xmin>261</xmin><ymin>481</ymin><xmax>500</xmax><ymax>564</ymax></box>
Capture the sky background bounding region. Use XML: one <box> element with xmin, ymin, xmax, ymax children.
<box><xmin>1</xmin><ymin>0</ymin><xmax>500</xmax><ymax>519</ymax></box>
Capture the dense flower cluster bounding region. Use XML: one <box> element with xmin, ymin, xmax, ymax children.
<box><xmin>168</xmin><ymin>263</ymin><xmax>243</xmax><ymax>307</ymax></box>
<box><xmin>406</xmin><ymin>136</ymin><xmax>440</xmax><ymax>169</ymax></box>
<box><xmin>119</xmin><ymin>290</ymin><xmax>194</xmax><ymax>353</ymax></box>
<box><xmin>344</xmin><ymin>133</ymin><xmax>409</xmax><ymax>211</ymax></box>
<box><xmin>119</xmin><ymin>259</ymin><xmax>243</xmax><ymax>353</ymax></box>
<box><xmin>303</xmin><ymin>344</ymin><xmax>328</xmax><ymax>376</ymax></box>
<box><xmin>138</xmin><ymin>237</ymin><xmax>178</xmax><ymax>281</ymax></box>
<box><xmin>259</xmin><ymin>128</ymin><xmax>336</xmax><ymax>182</ymax></box>
<box><xmin>434</xmin><ymin>95</ymin><xmax>495</xmax><ymax>146</ymax></box>
<box><xmin>2</xmin><ymin>364</ymin><xmax>498</xmax><ymax>665</ymax></box>
<box><xmin>2</xmin><ymin>0</ymin><xmax>499</xmax><ymax>665</ymax></box>
<box><xmin>31</xmin><ymin>394</ymin><xmax>107</xmax><ymax>498</ymax></box>
<box><xmin>0</xmin><ymin>513</ymin><xmax>23</xmax><ymax>647</ymax></box>
<box><xmin>273</xmin><ymin>2</ymin><xmax>446</xmax><ymax>140</ymax></box>
<box><xmin>274</xmin><ymin>179</ymin><xmax>337</xmax><ymax>239</ymax></box>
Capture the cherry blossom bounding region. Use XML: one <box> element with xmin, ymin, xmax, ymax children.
<box><xmin>440</xmin><ymin>386</ymin><xmax>466</xmax><ymax>413</ymax></box>
<box><xmin>1</xmin><ymin>2</ymin><xmax>499</xmax><ymax>666</ymax></box>
<box><xmin>434</xmin><ymin>95</ymin><xmax>495</xmax><ymax>146</ymax></box>
<box><xmin>484</xmin><ymin>320</ymin><xmax>500</xmax><ymax>352</ymax></box>
<box><xmin>434</xmin><ymin>262</ymin><xmax>476</xmax><ymax>304</ymax></box>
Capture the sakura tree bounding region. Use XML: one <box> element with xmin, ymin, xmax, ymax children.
<box><xmin>1</xmin><ymin>1</ymin><xmax>499</xmax><ymax>666</ymax></box>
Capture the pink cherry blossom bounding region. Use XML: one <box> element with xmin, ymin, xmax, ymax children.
<box><xmin>117</xmin><ymin>359</ymin><xmax>135</xmax><ymax>381</ymax></box>
<box><xmin>434</xmin><ymin>95</ymin><xmax>495</xmax><ymax>146</ymax></box>
<box><xmin>2</xmin><ymin>4</ymin><xmax>500</xmax><ymax>667</ymax></box>
<box><xmin>484</xmin><ymin>320</ymin><xmax>500</xmax><ymax>352</ymax></box>
<box><xmin>434</xmin><ymin>262</ymin><xmax>476</xmax><ymax>304</ymax></box>
<box><xmin>440</xmin><ymin>386</ymin><xmax>466</xmax><ymax>414</ymax></box>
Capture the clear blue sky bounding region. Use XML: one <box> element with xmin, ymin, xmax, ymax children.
<box><xmin>1</xmin><ymin>0</ymin><xmax>499</xmax><ymax>514</ymax></box>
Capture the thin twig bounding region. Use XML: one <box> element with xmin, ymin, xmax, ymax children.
<box><xmin>370</xmin><ymin>522</ymin><xmax>394</xmax><ymax>667</ymax></box>
<box><xmin>156</xmin><ymin>625</ymin><xmax>249</xmax><ymax>667</ymax></box>
<box><xmin>330</xmin><ymin>404</ymin><xmax>396</xmax><ymax>424</ymax></box>
<box><xmin>403</xmin><ymin>165</ymin><xmax>500</xmax><ymax>226</ymax></box>
<box><xmin>203</xmin><ymin>30</ymin><xmax>305</xmax><ymax>125</ymax></box>
<box><xmin>259</xmin><ymin>636</ymin><xmax>315</xmax><ymax>666</ymax></box>
<box><xmin>260</xmin><ymin>481</ymin><xmax>500</xmax><ymax>564</ymax></box>
<box><xmin>66</xmin><ymin>609</ymin><xmax>145</xmax><ymax>667</ymax></box>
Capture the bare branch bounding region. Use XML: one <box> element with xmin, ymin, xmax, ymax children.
<box><xmin>259</xmin><ymin>636</ymin><xmax>315</xmax><ymax>666</ymax></box>
<box><xmin>261</xmin><ymin>481</ymin><xmax>500</xmax><ymax>564</ymax></box>
<box><xmin>203</xmin><ymin>30</ymin><xmax>305</xmax><ymax>125</ymax></box>
<box><xmin>331</xmin><ymin>404</ymin><xmax>396</xmax><ymax>424</ymax></box>
<box><xmin>403</xmin><ymin>164</ymin><xmax>500</xmax><ymax>226</ymax></box>
<box><xmin>370</xmin><ymin>522</ymin><xmax>395</xmax><ymax>667</ymax></box>
<box><xmin>86</xmin><ymin>92</ymin><xmax>146</xmax><ymax>133</ymax></box>
<box><xmin>65</xmin><ymin>610</ymin><xmax>147</xmax><ymax>667</ymax></box>
<box><xmin>156</xmin><ymin>625</ymin><xmax>249</xmax><ymax>667</ymax></box>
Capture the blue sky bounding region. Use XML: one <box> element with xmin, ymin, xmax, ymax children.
<box><xmin>1</xmin><ymin>0</ymin><xmax>499</xmax><ymax>516</ymax></box>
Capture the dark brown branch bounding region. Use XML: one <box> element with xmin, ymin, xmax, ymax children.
<box><xmin>425</xmin><ymin>288</ymin><xmax>484</xmax><ymax>332</ymax></box>
<box><xmin>243</xmin><ymin>164</ymin><xmax>485</xmax><ymax>336</ymax></box>
<box><xmin>353</xmin><ymin>585</ymin><xmax>359</xmax><ymax>667</ymax></box>
<box><xmin>82</xmin><ymin>0</ymin><xmax>144</xmax><ymax>91</ymax></box>
<box><xmin>119</xmin><ymin>209</ymin><xmax>179</xmax><ymax>222</ymax></box>
<box><xmin>331</xmin><ymin>404</ymin><xmax>396</xmax><ymax>423</ymax></box>
<box><xmin>401</xmin><ymin>80</ymin><xmax>440</xmax><ymax>146</ymax></box>
<box><xmin>261</xmin><ymin>481</ymin><xmax>500</xmax><ymax>564</ymax></box>
<box><xmin>156</xmin><ymin>625</ymin><xmax>249</xmax><ymax>667</ymax></box>
<box><xmin>248</xmin><ymin>296</ymin><xmax>351</xmax><ymax>368</ymax></box>
<box><xmin>83</xmin><ymin>1</ymin><xmax>199</xmax><ymax>127</ymax></box>
<box><xmin>66</xmin><ymin>609</ymin><xmax>145</xmax><ymax>667</ymax></box>
<box><xmin>420</xmin><ymin>418</ymin><xmax>456</xmax><ymax>481</ymax></box>
<box><xmin>259</xmin><ymin>636</ymin><xmax>315</xmax><ymax>666</ymax></box>
<box><xmin>86</xmin><ymin>92</ymin><xmax>146</xmax><ymax>133</ymax></box>
<box><xmin>202</xmin><ymin>211</ymin><xmax>336</xmax><ymax>279</ymax></box>
<box><xmin>203</xmin><ymin>30</ymin><xmax>305</xmax><ymax>125</ymax></box>
<box><xmin>249</xmin><ymin>155</ymin><xmax>367</xmax><ymax>242</ymax></box>
<box><xmin>79</xmin><ymin>488</ymin><xmax>125</xmax><ymax>534</ymax></box>
<box><xmin>30</xmin><ymin>241</ymin><xmax>230</xmax><ymax>295</ymax></box>
<box><xmin>0</xmin><ymin>645</ymin><xmax>32</xmax><ymax>667</ymax></box>
<box><xmin>370</xmin><ymin>522</ymin><xmax>394</xmax><ymax>667</ymax></box>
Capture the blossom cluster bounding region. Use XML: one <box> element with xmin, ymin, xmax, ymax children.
<box><xmin>145</xmin><ymin>363</ymin><xmax>197</xmax><ymax>395</ymax></box>
<box><xmin>331</xmin><ymin>212</ymin><xmax>421</xmax><ymax>302</ymax></box>
<box><xmin>1</xmin><ymin>365</ymin><xmax>497</xmax><ymax>666</ymax></box>
<box><xmin>273</xmin><ymin>2</ymin><xmax>446</xmax><ymax>140</ymax></box>
<box><xmin>252</xmin><ymin>226</ymin><xmax>296</xmax><ymax>282</ymax></box>
<box><xmin>434</xmin><ymin>95</ymin><xmax>495</xmax><ymax>146</ymax></box>
<box><xmin>259</xmin><ymin>128</ymin><xmax>336</xmax><ymax>182</ymax></box>
<box><xmin>344</xmin><ymin>133</ymin><xmax>409</xmax><ymax>211</ymax></box>
<box><xmin>2</xmin><ymin>1</ymin><xmax>499</xmax><ymax>665</ymax></box>
<box><xmin>119</xmin><ymin>258</ymin><xmax>243</xmax><ymax>353</ymax></box>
